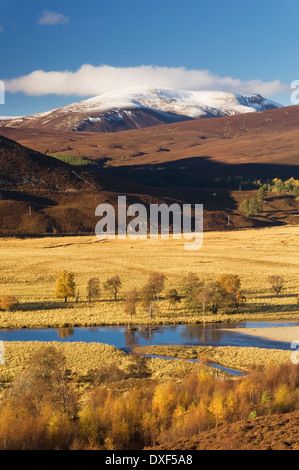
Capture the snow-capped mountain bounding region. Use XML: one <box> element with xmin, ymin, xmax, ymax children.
<box><xmin>0</xmin><ymin>116</ymin><xmax>22</xmax><ymax>121</ymax></box>
<box><xmin>0</xmin><ymin>86</ymin><xmax>282</xmax><ymax>133</ymax></box>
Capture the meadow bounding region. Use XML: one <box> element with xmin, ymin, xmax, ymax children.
<box><xmin>0</xmin><ymin>341</ymin><xmax>293</xmax><ymax>388</ymax></box>
<box><xmin>134</xmin><ymin>345</ymin><xmax>292</xmax><ymax>373</ymax></box>
<box><xmin>0</xmin><ymin>225</ymin><xmax>298</xmax><ymax>328</ymax></box>
<box><xmin>0</xmin><ymin>226</ymin><xmax>298</xmax><ymax>450</ymax></box>
<box><xmin>0</xmin><ymin>341</ymin><xmax>208</xmax><ymax>388</ymax></box>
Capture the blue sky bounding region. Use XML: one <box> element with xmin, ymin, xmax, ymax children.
<box><xmin>1</xmin><ymin>0</ymin><xmax>298</xmax><ymax>115</ymax></box>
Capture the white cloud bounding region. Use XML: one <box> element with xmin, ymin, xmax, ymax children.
<box><xmin>4</xmin><ymin>64</ymin><xmax>289</xmax><ymax>98</ymax></box>
<box><xmin>38</xmin><ymin>10</ymin><xmax>69</xmax><ymax>26</ymax></box>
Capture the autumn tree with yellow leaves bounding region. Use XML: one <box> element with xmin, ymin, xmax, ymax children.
<box><xmin>56</xmin><ymin>270</ymin><xmax>76</xmax><ymax>303</ymax></box>
<box><xmin>217</xmin><ymin>274</ymin><xmax>246</xmax><ymax>312</ymax></box>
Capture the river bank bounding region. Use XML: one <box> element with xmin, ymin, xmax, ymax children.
<box><xmin>0</xmin><ymin>304</ymin><xmax>298</xmax><ymax>330</ymax></box>
<box><xmin>227</xmin><ymin>326</ymin><xmax>299</xmax><ymax>343</ymax></box>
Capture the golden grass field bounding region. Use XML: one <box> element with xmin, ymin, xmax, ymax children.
<box><xmin>0</xmin><ymin>225</ymin><xmax>298</xmax><ymax>328</ymax></box>
<box><xmin>0</xmin><ymin>341</ymin><xmax>212</xmax><ymax>387</ymax></box>
<box><xmin>134</xmin><ymin>345</ymin><xmax>292</xmax><ymax>372</ymax></box>
<box><xmin>0</xmin><ymin>341</ymin><xmax>292</xmax><ymax>389</ymax></box>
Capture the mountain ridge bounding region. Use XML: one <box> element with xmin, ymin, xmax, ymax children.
<box><xmin>0</xmin><ymin>86</ymin><xmax>282</xmax><ymax>133</ymax></box>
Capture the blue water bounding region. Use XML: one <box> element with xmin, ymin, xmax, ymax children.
<box><xmin>141</xmin><ymin>354</ymin><xmax>247</xmax><ymax>376</ymax></box>
<box><xmin>0</xmin><ymin>321</ymin><xmax>296</xmax><ymax>351</ymax></box>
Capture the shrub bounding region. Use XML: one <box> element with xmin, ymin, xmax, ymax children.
<box><xmin>0</xmin><ymin>295</ymin><xmax>19</xmax><ymax>311</ymax></box>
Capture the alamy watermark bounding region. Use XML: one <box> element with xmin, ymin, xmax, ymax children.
<box><xmin>95</xmin><ymin>196</ymin><xmax>203</xmax><ymax>250</ymax></box>
<box><xmin>0</xmin><ymin>342</ymin><xmax>4</xmax><ymax>365</ymax></box>
<box><xmin>0</xmin><ymin>81</ymin><xmax>4</xmax><ymax>104</ymax></box>
<box><xmin>290</xmin><ymin>80</ymin><xmax>299</xmax><ymax>104</ymax></box>
<box><xmin>291</xmin><ymin>340</ymin><xmax>299</xmax><ymax>365</ymax></box>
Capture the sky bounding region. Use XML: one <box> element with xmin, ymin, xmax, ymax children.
<box><xmin>0</xmin><ymin>0</ymin><xmax>298</xmax><ymax>116</ymax></box>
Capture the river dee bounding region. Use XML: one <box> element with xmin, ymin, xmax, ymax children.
<box><xmin>0</xmin><ymin>321</ymin><xmax>296</xmax><ymax>351</ymax></box>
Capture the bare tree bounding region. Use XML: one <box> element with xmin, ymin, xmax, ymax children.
<box><xmin>198</xmin><ymin>288</ymin><xmax>212</xmax><ymax>322</ymax></box>
<box><xmin>87</xmin><ymin>278</ymin><xmax>100</xmax><ymax>302</ymax></box>
<box><xmin>268</xmin><ymin>275</ymin><xmax>285</xmax><ymax>296</ymax></box>
<box><xmin>124</xmin><ymin>288</ymin><xmax>139</xmax><ymax>319</ymax></box>
<box><xmin>104</xmin><ymin>275</ymin><xmax>122</xmax><ymax>300</ymax></box>
<box><xmin>147</xmin><ymin>272</ymin><xmax>166</xmax><ymax>301</ymax></box>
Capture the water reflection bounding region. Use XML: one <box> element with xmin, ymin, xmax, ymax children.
<box><xmin>124</xmin><ymin>326</ymin><xmax>166</xmax><ymax>348</ymax></box>
<box><xmin>57</xmin><ymin>328</ymin><xmax>74</xmax><ymax>340</ymax></box>
<box><xmin>0</xmin><ymin>322</ymin><xmax>296</xmax><ymax>351</ymax></box>
<box><xmin>124</xmin><ymin>328</ymin><xmax>140</xmax><ymax>348</ymax></box>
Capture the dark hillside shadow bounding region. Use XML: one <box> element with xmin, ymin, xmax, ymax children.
<box><xmin>94</xmin><ymin>155</ymin><xmax>299</xmax><ymax>215</ymax></box>
<box><xmin>0</xmin><ymin>190</ymin><xmax>57</xmax><ymax>207</ymax></box>
<box><xmin>105</xmin><ymin>156</ymin><xmax>299</xmax><ymax>190</ymax></box>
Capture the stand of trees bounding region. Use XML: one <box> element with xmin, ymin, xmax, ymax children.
<box><xmin>122</xmin><ymin>271</ymin><xmax>248</xmax><ymax>320</ymax></box>
<box><xmin>55</xmin><ymin>272</ymin><xmax>123</xmax><ymax>303</ymax></box>
<box><xmin>0</xmin><ymin>346</ymin><xmax>297</xmax><ymax>450</ymax></box>
<box><xmin>49</xmin><ymin>269</ymin><xmax>296</xmax><ymax>320</ymax></box>
<box><xmin>0</xmin><ymin>269</ymin><xmax>292</xmax><ymax>316</ymax></box>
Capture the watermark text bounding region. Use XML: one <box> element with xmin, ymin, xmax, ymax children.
<box><xmin>95</xmin><ymin>196</ymin><xmax>203</xmax><ymax>250</ymax></box>
<box><xmin>0</xmin><ymin>80</ymin><xmax>4</xmax><ymax>104</ymax></box>
<box><xmin>0</xmin><ymin>341</ymin><xmax>4</xmax><ymax>365</ymax></box>
<box><xmin>291</xmin><ymin>340</ymin><xmax>299</xmax><ymax>365</ymax></box>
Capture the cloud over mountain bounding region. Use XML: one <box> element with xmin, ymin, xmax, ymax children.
<box><xmin>4</xmin><ymin>65</ymin><xmax>289</xmax><ymax>98</ymax></box>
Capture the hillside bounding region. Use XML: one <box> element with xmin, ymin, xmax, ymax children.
<box><xmin>0</xmin><ymin>135</ymin><xmax>99</xmax><ymax>193</ymax></box>
<box><xmin>149</xmin><ymin>411</ymin><xmax>299</xmax><ymax>450</ymax></box>
<box><xmin>0</xmin><ymin>104</ymin><xmax>297</xmax><ymax>173</ymax></box>
<box><xmin>1</xmin><ymin>105</ymin><xmax>299</xmax><ymax>234</ymax></box>
<box><xmin>0</xmin><ymin>86</ymin><xmax>281</xmax><ymax>133</ymax></box>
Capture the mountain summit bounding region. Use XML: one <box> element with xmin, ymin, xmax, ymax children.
<box><xmin>0</xmin><ymin>86</ymin><xmax>282</xmax><ymax>133</ymax></box>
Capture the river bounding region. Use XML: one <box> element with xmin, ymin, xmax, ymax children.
<box><xmin>0</xmin><ymin>321</ymin><xmax>296</xmax><ymax>351</ymax></box>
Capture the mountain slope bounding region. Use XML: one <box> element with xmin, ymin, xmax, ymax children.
<box><xmin>1</xmin><ymin>114</ymin><xmax>299</xmax><ymax>235</ymax></box>
<box><xmin>1</xmin><ymin>104</ymin><xmax>297</xmax><ymax>172</ymax></box>
<box><xmin>0</xmin><ymin>86</ymin><xmax>282</xmax><ymax>133</ymax></box>
<box><xmin>0</xmin><ymin>135</ymin><xmax>100</xmax><ymax>193</ymax></box>
<box><xmin>149</xmin><ymin>410</ymin><xmax>299</xmax><ymax>450</ymax></box>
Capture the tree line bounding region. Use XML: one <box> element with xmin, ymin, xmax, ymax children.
<box><xmin>0</xmin><ymin>272</ymin><xmax>294</xmax><ymax>314</ymax></box>
<box><xmin>54</xmin><ymin>270</ymin><xmax>248</xmax><ymax>318</ymax></box>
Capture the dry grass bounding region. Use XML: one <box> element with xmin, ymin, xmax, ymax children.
<box><xmin>0</xmin><ymin>225</ymin><xmax>299</xmax><ymax>328</ymax></box>
<box><xmin>0</xmin><ymin>341</ymin><xmax>208</xmax><ymax>386</ymax></box>
<box><xmin>0</xmin><ymin>342</ymin><xmax>129</xmax><ymax>384</ymax></box>
<box><xmin>134</xmin><ymin>345</ymin><xmax>292</xmax><ymax>372</ymax></box>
